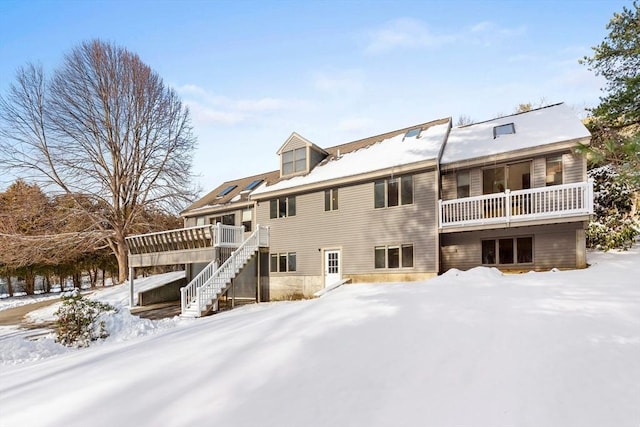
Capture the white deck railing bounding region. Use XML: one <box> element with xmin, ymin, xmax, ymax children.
<box><xmin>438</xmin><ymin>180</ymin><xmax>593</xmax><ymax>228</ymax></box>
<box><xmin>126</xmin><ymin>223</ymin><xmax>245</xmax><ymax>255</ymax></box>
<box><xmin>180</xmin><ymin>225</ymin><xmax>269</xmax><ymax>317</ymax></box>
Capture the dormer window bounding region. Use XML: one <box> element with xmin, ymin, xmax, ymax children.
<box><xmin>282</xmin><ymin>147</ymin><xmax>306</xmax><ymax>175</ymax></box>
<box><xmin>493</xmin><ymin>123</ymin><xmax>515</xmax><ymax>138</ymax></box>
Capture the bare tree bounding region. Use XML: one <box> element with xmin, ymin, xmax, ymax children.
<box><xmin>455</xmin><ymin>115</ymin><xmax>474</xmax><ymax>126</ymax></box>
<box><xmin>0</xmin><ymin>40</ymin><xmax>197</xmax><ymax>283</ymax></box>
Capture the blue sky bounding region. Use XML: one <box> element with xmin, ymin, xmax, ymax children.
<box><xmin>0</xmin><ymin>0</ymin><xmax>629</xmax><ymax>194</ymax></box>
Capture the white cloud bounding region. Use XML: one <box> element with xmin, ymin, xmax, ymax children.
<box><xmin>176</xmin><ymin>84</ymin><xmax>305</xmax><ymax>126</ymax></box>
<box><xmin>186</xmin><ymin>100</ymin><xmax>245</xmax><ymax>126</ymax></box>
<box><xmin>466</xmin><ymin>21</ymin><xmax>527</xmax><ymax>46</ymax></box>
<box><xmin>363</xmin><ymin>18</ymin><xmax>526</xmax><ymax>54</ymax></box>
<box><xmin>363</xmin><ymin>18</ymin><xmax>454</xmax><ymax>54</ymax></box>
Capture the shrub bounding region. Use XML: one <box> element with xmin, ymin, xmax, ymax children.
<box><xmin>587</xmin><ymin>165</ymin><xmax>639</xmax><ymax>250</ymax></box>
<box><xmin>55</xmin><ymin>290</ymin><xmax>116</xmax><ymax>348</ymax></box>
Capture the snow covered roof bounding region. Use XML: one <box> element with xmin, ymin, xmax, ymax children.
<box><xmin>181</xmin><ymin>170</ymin><xmax>279</xmax><ymax>216</ymax></box>
<box><xmin>252</xmin><ymin>118</ymin><xmax>451</xmax><ymax>196</ymax></box>
<box><xmin>441</xmin><ymin>103</ymin><xmax>590</xmax><ymax>165</ymax></box>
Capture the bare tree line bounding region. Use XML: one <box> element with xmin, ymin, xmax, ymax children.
<box><xmin>0</xmin><ymin>40</ymin><xmax>198</xmax><ymax>284</ymax></box>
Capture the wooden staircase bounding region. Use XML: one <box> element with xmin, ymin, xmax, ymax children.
<box><xmin>180</xmin><ymin>225</ymin><xmax>268</xmax><ymax>317</ymax></box>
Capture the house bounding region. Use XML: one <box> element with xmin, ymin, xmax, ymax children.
<box><xmin>438</xmin><ymin>104</ymin><xmax>592</xmax><ymax>271</ymax></box>
<box><xmin>126</xmin><ymin>103</ymin><xmax>593</xmax><ymax>316</ymax></box>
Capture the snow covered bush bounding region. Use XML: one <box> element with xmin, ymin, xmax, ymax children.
<box><xmin>55</xmin><ymin>290</ymin><xmax>116</xmax><ymax>347</ymax></box>
<box><xmin>587</xmin><ymin>165</ymin><xmax>638</xmax><ymax>250</ymax></box>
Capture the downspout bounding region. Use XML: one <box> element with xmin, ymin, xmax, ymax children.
<box><xmin>435</xmin><ymin>118</ymin><xmax>453</xmax><ymax>275</ymax></box>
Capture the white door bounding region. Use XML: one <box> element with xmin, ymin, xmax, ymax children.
<box><xmin>324</xmin><ymin>250</ymin><xmax>341</xmax><ymax>287</ymax></box>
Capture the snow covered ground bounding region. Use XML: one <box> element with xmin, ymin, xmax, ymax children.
<box><xmin>0</xmin><ymin>250</ymin><xmax>638</xmax><ymax>427</ymax></box>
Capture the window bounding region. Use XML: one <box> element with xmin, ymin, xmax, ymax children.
<box><xmin>244</xmin><ymin>179</ymin><xmax>263</xmax><ymax>191</ymax></box>
<box><xmin>546</xmin><ymin>156</ymin><xmax>563</xmax><ymax>186</ymax></box>
<box><xmin>481</xmin><ymin>237</ymin><xmax>533</xmax><ymax>265</ymax></box>
<box><xmin>374</xmin><ymin>180</ymin><xmax>385</xmax><ymax>208</ymax></box>
<box><xmin>388</xmin><ymin>178</ymin><xmax>399</xmax><ymax>207</ymax></box>
<box><xmin>516</xmin><ymin>237</ymin><xmax>533</xmax><ymax>263</ymax></box>
<box><xmin>493</xmin><ymin>123</ymin><xmax>515</xmax><ymax>138</ymax></box>
<box><xmin>218</xmin><ymin>185</ymin><xmax>237</xmax><ymax>197</ymax></box>
<box><xmin>324</xmin><ymin>189</ymin><xmax>338</xmax><ymax>211</ymax></box>
<box><xmin>270</xmin><ymin>252</ymin><xmax>296</xmax><ymax>272</ymax></box>
<box><xmin>270</xmin><ymin>196</ymin><xmax>296</xmax><ymax>219</ymax></box>
<box><xmin>388</xmin><ymin>247</ymin><xmax>400</xmax><ymax>268</ymax></box>
<box><xmin>210</xmin><ymin>213</ymin><xmax>235</xmax><ymax>226</ymax></box>
<box><xmin>483</xmin><ymin>162</ymin><xmax>531</xmax><ymax>194</ymax></box>
<box><xmin>483</xmin><ymin>167</ymin><xmax>506</xmax><ymax>194</ymax></box>
<box><xmin>401</xmin><ymin>244</ymin><xmax>414</xmax><ymax>268</ymax></box>
<box><xmin>375</xmin><ymin>247</ymin><xmax>386</xmax><ymax>269</ymax></box>
<box><xmin>498</xmin><ymin>239</ymin><xmax>514</xmax><ymax>264</ymax></box>
<box><xmin>457</xmin><ymin>171</ymin><xmax>470</xmax><ymax>198</ymax></box>
<box><xmin>242</xmin><ymin>208</ymin><xmax>252</xmax><ymax>232</ymax></box>
<box><xmin>374</xmin><ymin>175</ymin><xmax>413</xmax><ymax>208</ymax></box>
<box><xmin>195</xmin><ymin>216</ymin><xmax>206</xmax><ymax>226</ymax></box>
<box><xmin>401</xmin><ymin>176</ymin><xmax>413</xmax><ymax>205</ymax></box>
<box><xmin>374</xmin><ymin>244</ymin><xmax>414</xmax><ymax>269</ymax></box>
<box><xmin>404</xmin><ymin>128</ymin><xmax>421</xmax><ymax>139</ymax></box>
<box><xmin>282</xmin><ymin>147</ymin><xmax>307</xmax><ymax>175</ymax></box>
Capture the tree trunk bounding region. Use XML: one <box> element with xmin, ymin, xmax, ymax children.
<box><xmin>25</xmin><ymin>270</ymin><xmax>35</xmax><ymax>295</ymax></box>
<box><xmin>115</xmin><ymin>239</ymin><xmax>128</xmax><ymax>285</ymax></box>
<box><xmin>4</xmin><ymin>275</ymin><xmax>13</xmax><ymax>297</ymax></box>
<box><xmin>88</xmin><ymin>268</ymin><xmax>97</xmax><ymax>287</ymax></box>
<box><xmin>72</xmin><ymin>272</ymin><xmax>80</xmax><ymax>289</ymax></box>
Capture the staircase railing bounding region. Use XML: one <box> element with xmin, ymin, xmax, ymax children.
<box><xmin>180</xmin><ymin>225</ymin><xmax>269</xmax><ymax>317</ymax></box>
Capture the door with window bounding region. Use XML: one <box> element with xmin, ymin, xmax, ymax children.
<box><xmin>324</xmin><ymin>250</ymin><xmax>341</xmax><ymax>287</ymax></box>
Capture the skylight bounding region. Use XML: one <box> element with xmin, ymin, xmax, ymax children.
<box><xmin>218</xmin><ymin>185</ymin><xmax>237</xmax><ymax>197</ymax></box>
<box><xmin>244</xmin><ymin>179</ymin><xmax>263</xmax><ymax>191</ymax></box>
<box><xmin>404</xmin><ymin>128</ymin><xmax>421</xmax><ymax>139</ymax></box>
<box><xmin>493</xmin><ymin>123</ymin><xmax>515</xmax><ymax>138</ymax></box>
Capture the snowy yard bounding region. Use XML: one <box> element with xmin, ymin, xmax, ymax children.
<box><xmin>1</xmin><ymin>249</ymin><xmax>639</xmax><ymax>427</ymax></box>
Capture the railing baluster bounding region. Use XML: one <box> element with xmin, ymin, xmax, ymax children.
<box><xmin>438</xmin><ymin>181</ymin><xmax>593</xmax><ymax>228</ymax></box>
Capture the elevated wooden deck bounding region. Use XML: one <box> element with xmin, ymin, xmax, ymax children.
<box><xmin>126</xmin><ymin>224</ymin><xmax>244</xmax><ymax>267</ymax></box>
<box><xmin>438</xmin><ymin>180</ymin><xmax>593</xmax><ymax>233</ymax></box>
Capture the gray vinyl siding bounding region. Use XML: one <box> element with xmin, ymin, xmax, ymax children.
<box><xmin>440</xmin><ymin>222</ymin><xmax>584</xmax><ymax>271</ymax></box>
<box><xmin>563</xmin><ymin>152</ymin><xmax>586</xmax><ymax>183</ymax></box>
<box><xmin>442</xmin><ymin>173</ymin><xmax>456</xmax><ymax>200</ymax></box>
<box><xmin>532</xmin><ymin>157</ymin><xmax>546</xmax><ymax>188</ymax></box>
<box><xmin>256</xmin><ymin>170</ymin><xmax>439</xmax><ymax>276</ymax></box>
<box><xmin>282</xmin><ymin>135</ymin><xmax>306</xmax><ymax>151</ymax></box>
<box><xmin>309</xmin><ymin>147</ymin><xmax>326</xmax><ymax>170</ymax></box>
<box><xmin>470</xmin><ymin>168</ymin><xmax>482</xmax><ymax>196</ymax></box>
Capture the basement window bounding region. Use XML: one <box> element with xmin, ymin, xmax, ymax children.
<box><xmin>482</xmin><ymin>237</ymin><xmax>533</xmax><ymax>265</ymax></box>
<box><xmin>493</xmin><ymin>123</ymin><xmax>515</xmax><ymax>138</ymax></box>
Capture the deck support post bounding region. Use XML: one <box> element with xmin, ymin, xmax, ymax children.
<box><xmin>129</xmin><ymin>266</ymin><xmax>135</xmax><ymax>308</ymax></box>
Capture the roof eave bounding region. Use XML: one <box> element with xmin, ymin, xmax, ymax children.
<box><xmin>251</xmin><ymin>158</ymin><xmax>438</xmax><ymax>200</ymax></box>
<box><xmin>440</xmin><ymin>136</ymin><xmax>591</xmax><ymax>172</ymax></box>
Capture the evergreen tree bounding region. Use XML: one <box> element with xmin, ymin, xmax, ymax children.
<box><xmin>581</xmin><ymin>1</ymin><xmax>640</xmax><ymax>127</ymax></box>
